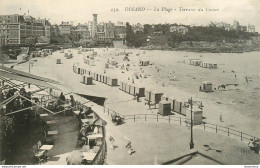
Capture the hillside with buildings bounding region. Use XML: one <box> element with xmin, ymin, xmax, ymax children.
<box><xmin>1</xmin><ymin>13</ymin><xmax>259</xmax><ymax>53</ymax></box>
<box><xmin>126</xmin><ymin>20</ymin><xmax>260</xmax><ymax>53</ymax></box>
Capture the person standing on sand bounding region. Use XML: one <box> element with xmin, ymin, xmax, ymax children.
<box><xmin>245</xmin><ymin>77</ymin><xmax>248</xmax><ymax>84</ymax></box>
<box><xmin>219</xmin><ymin>113</ymin><xmax>223</xmax><ymax>122</ymax></box>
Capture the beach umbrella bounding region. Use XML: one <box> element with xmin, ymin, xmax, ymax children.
<box><xmin>94</xmin><ymin>118</ymin><xmax>107</xmax><ymax>126</ymax></box>
<box><xmin>66</xmin><ymin>150</ymin><xmax>83</xmax><ymax>165</ymax></box>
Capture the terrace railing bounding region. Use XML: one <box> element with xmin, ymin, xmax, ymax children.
<box><xmin>103</xmin><ymin>107</ymin><xmax>258</xmax><ymax>143</ymax></box>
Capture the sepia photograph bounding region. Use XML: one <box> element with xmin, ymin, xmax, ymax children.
<box><xmin>0</xmin><ymin>0</ymin><xmax>259</xmax><ymax>166</ymax></box>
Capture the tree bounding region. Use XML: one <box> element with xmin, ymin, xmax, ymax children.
<box><xmin>125</xmin><ymin>22</ymin><xmax>135</xmax><ymax>46</ymax></box>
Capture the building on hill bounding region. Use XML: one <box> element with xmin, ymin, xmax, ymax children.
<box><xmin>96</xmin><ymin>21</ymin><xmax>115</xmax><ymax>43</ymax></box>
<box><xmin>233</xmin><ymin>20</ymin><xmax>240</xmax><ymax>32</ymax></box>
<box><xmin>169</xmin><ymin>25</ymin><xmax>188</xmax><ymax>34</ymax></box>
<box><xmin>72</xmin><ymin>23</ymin><xmax>90</xmax><ymax>41</ymax></box>
<box><xmin>248</xmin><ymin>24</ymin><xmax>255</xmax><ymax>33</ymax></box>
<box><xmin>133</xmin><ymin>23</ymin><xmax>144</xmax><ymax>33</ymax></box>
<box><xmin>59</xmin><ymin>21</ymin><xmax>71</xmax><ymax>35</ymax></box>
<box><xmin>51</xmin><ymin>24</ymin><xmax>60</xmax><ymax>36</ymax></box>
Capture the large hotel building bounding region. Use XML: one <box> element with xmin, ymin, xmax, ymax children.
<box><xmin>0</xmin><ymin>14</ymin><xmax>51</xmax><ymax>46</ymax></box>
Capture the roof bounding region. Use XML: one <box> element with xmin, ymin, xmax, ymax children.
<box><xmin>202</xmin><ymin>81</ymin><xmax>212</xmax><ymax>84</ymax></box>
<box><xmin>0</xmin><ymin>70</ymin><xmax>59</xmax><ymax>90</ymax></box>
<box><xmin>0</xmin><ymin>66</ymin><xmax>59</xmax><ymax>84</ymax></box>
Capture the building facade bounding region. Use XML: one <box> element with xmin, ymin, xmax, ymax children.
<box><xmin>0</xmin><ymin>14</ymin><xmax>51</xmax><ymax>46</ymax></box>
<box><xmin>169</xmin><ymin>25</ymin><xmax>188</xmax><ymax>34</ymax></box>
<box><xmin>72</xmin><ymin>23</ymin><xmax>91</xmax><ymax>41</ymax></box>
<box><xmin>248</xmin><ymin>24</ymin><xmax>255</xmax><ymax>33</ymax></box>
<box><xmin>97</xmin><ymin>32</ymin><xmax>106</xmax><ymax>42</ymax></box>
<box><xmin>92</xmin><ymin>14</ymin><xmax>98</xmax><ymax>40</ymax></box>
<box><xmin>114</xmin><ymin>21</ymin><xmax>126</xmax><ymax>39</ymax></box>
<box><xmin>59</xmin><ymin>22</ymin><xmax>71</xmax><ymax>35</ymax></box>
<box><xmin>104</xmin><ymin>21</ymin><xmax>115</xmax><ymax>41</ymax></box>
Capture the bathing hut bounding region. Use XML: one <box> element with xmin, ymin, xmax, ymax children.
<box><xmin>189</xmin><ymin>59</ymin><xmax>202</xmax><ymax>66</ymax></box>
<box><xmin>107</xmin><ymin>77</ymin><xmax>118</xmax><ymax>86</ymax></box>
<box><xmin>201</xmin><ymin>62</ymin><xmax>217</xmax><ymax>69</ymax></box>
<box><xmin>151</xmin><ymin>92</ymin><xmax>163</xmax><ymax>105</ymax></box>
<box><xmin>139</xmin><ymin>60</ymin><xmax>150</xmax><ymax>66</ymax></box>
<box><xmin>185</xmin><ymin>107</ymin><xmax>203</xmax><ymax>125</ymax></box>
<box><xmin>145</xmin><ymin>89</ymin><xmax>163</xmax><ymax>105</ymax></box>
<box><xmin>158</xmin><ymin>101</ymin><xmax>171</xmax><ymax>116</ymax></box>
<box><xmin>200</xmin><ymin>81</ymin><xmax>213</xmax><ymax>92</ymax></box>
<box><xmin>56</xmin><ymin>59</ymin><xmax>61</xmax><ymax>64</ymax></box>
<box><xmin>111</xmin><ymin>60</ymin><xmax>117</xmax><ymax>66</ymax></box>
<box><xmin>82</xmin><ymin>76</ymin><xmax>93</xmax><ymax>85</ymax></box>
<box><xmin>125</xmin><ymin>83</ymin><xmax>131</xmax><ymax>94</ymax></box>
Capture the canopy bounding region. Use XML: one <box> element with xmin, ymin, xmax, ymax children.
<box><xmin>76</xmin><ymin>93</ymin><xmax>106</xmax><ymax>106</ymax></box>
<box><xmin>0</xmin><ymin>70</ymin><xmax>60</xmax><ymax>90</ymax></box>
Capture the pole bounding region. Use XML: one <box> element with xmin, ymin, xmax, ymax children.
<box><xmin>190</xmin><ymin>97</ymin><xmax>194</xmax><ymax>149</ymax></box>
<box><xmin>28</xmin><ymin>62</ymin><xmax>31</xmax><ymax>88</ymax></box>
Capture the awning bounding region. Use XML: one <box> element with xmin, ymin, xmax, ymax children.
<box><xmin>75</xmin><ymin>93</ymin><xmax>106</xmax><ymax>106</ymax></box>
<box><xmin>0</xmin><ymin>66</ymin><xmax>59</xmax><ymax>84</ymax></box>
<box><xmin>0</xmin><ymin>70</ymin><xmax>60</xmax><ymax>90</ymax></box>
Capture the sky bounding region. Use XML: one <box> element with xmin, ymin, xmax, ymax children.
<box><xmin>0</xmin><ymin>0</ymin><xmax>260</xmax><ymax>32</ymax></box>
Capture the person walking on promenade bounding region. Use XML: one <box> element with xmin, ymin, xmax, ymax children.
<box><xmin>136</xmin><ymin>93</ymin><xmax>140</xmax><ymax>102</ymax></box>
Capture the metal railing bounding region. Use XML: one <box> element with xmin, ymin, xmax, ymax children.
<box><xmin>103</xmin><ymin>107</ymin><xmax>258</xmax><ymax>143</ymax></box>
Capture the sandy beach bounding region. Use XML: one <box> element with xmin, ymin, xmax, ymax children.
<box><xmin>10</xmin><ymin>47</ymin><xmax>260</xmax><ymax>164</ymax></box>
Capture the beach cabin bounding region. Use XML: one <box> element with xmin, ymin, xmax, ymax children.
<box><xmin>109</xmin><ymin>78</ymin><xmax>118</xmax><ymax>86</ymax></box>
<box><xmin>158</xmin><ymin>101</ymin><xmax>171</xmax><ymax>116</ymax></box>
<box><xmin>145</xmin><ymin>90</ymin><xmax>163</xmax><ymax>105</ymax></box>
<box><xmin>200</xmin><ymin>81</ymin><xmax>213</xmax><ymax>92</ymax></box>
<box><xmin>173</xmin><ymin>100</ymin><xmax>188</xmax><ymax>115</ymax></box>
<box><xmin>82</xmin><ymin>76</ymin><xmax>93</xmax><ymax>85</ymax></box>
<box><xmin>77</xmin><ymin>68</ymin><xmax>81</xmax><ymax>74</ymax></box>
<box><xmin>151</xmin><ymin>92</ymin><xmax>163</xmax><ymax>105</ymax></box>
<box><xmin>185</xmin><ymin>107</ymin><xmax>203</xmax><ymax>125</ymax></box>
<box><xmin>190</xmin><ymin>59</ymin><xmax>202</xmax><ymax>66</ymax></box>
<box><xmin>167</xmin><ymin>97</ymin><xmax>176</xmax><ymax>112</ymax></box>
<box><xmin>56</xmin><ymin>59</ymin><xmax>62</xmax><ymax>64</ymax></box>
<box><xmin>125</xmin><ymin>83</ymin><xmax>131</xmax><ymax>94</ymax></box>
<box><xmin>139</xmin><ymin>60</ymin><xmax>150</xmax><ymax>66</ymax></box>
<box><xmin>135</xmin><ymin>86</ymin><xmax>145</xmax><ymax>97</ymax></box>
<box><xmin>111</xmin><ymin>60</ymin><xmax>117</xmax><ymax>66</ymax></box>
<box><xmin>201</xmin><ymin>62</ymin><xmax>217</xmax><ymax>69</ymax></box>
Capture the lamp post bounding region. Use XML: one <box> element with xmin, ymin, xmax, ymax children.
<box><xmin>189</xmin><ymin>97</ymin><xmax>194</xmax><ymax>149</ymax></box>
<box><xmin>28</xmin><ymin>60</ymin><xmax>35</xmax><ymax>88</ymax></box>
